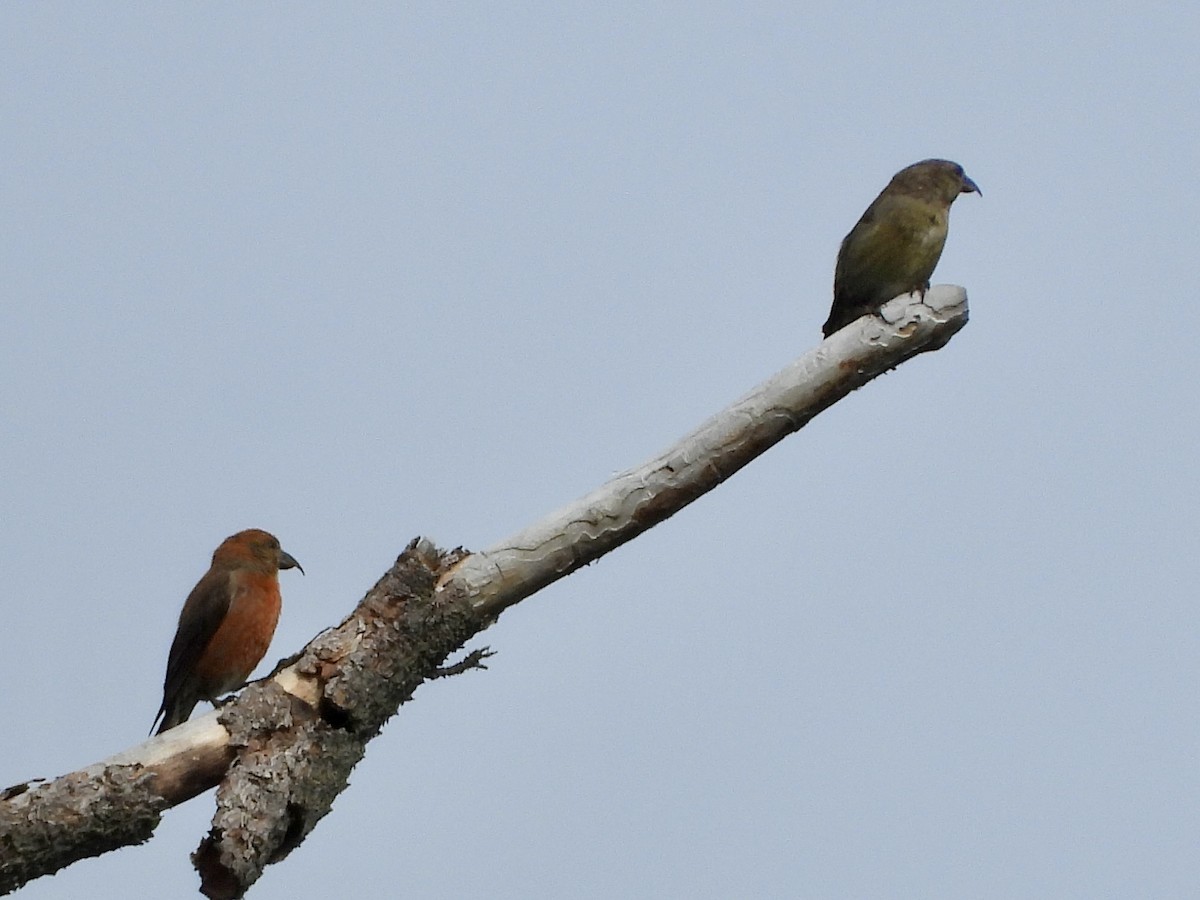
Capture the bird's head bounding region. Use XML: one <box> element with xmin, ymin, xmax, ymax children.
<box><xmin>213</xmin><ymin>528</ymin><xmax>304</xmax><ymax>575</ymax></box>
<box><xmin>892</xmin><ymin>159</ymin><xmax>980</xmax><ymax>204</ymax></box>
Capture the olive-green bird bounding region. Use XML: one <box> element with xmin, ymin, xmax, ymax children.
<box><xmin>823</xmin><ymin>159</ymin><xmax>979</xmax><ymax>337</ymax></box>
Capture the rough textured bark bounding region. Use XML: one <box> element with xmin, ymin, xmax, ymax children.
<box><xmin>0</xmin><ymin>766</ymin><xmax>165</xmax><ymax>893</ymax></box>
<box><xmin>0</xmin><ymin>288</ymin><xmax>968</xmax><ymax>897</ymax></box>
<box><xmin>191</xmin><ymin>540</ymin><xmax>481</xmax><ymax>898</ymax></box>
<box><xmin>2</xmin><ymin>541</ymin><xmax>481</xmax><ymax>898</ymax></box>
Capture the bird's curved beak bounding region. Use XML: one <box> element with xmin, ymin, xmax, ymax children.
<box><xmin>961</xmin><ymin>175</ymin><xmax>981</xmax><ymax>196</ymax></box>
<box><xmin>279</xmin><ymin>551</ymin><xmax>304</xmax><ymax>575</ymax></box>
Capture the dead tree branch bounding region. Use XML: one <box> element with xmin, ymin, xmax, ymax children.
<box><xmin>0</xmin><ymin>289</ymin><xmax>968</xmax><ymax>897</ymax></box>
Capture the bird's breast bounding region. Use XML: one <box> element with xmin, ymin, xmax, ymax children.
<box><xmin>191</xmin><ymin>574</ymin><xmax>282</xmax><ymax>693</ymax></box>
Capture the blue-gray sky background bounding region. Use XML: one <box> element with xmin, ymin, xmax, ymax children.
<box><xmin>3</xmin><ymin>4</ymin><xmax>1196</xmax><ymax>897</ymax></box>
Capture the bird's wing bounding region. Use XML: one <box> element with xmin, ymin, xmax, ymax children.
<box><xmin>161</xmin><ymin>567</ymin><xmax>235</xmax><ymax>702</ymax></box>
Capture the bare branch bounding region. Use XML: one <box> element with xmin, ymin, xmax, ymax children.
<box><xmin>0</xmin><ymin>289</ymin><xmax>967</xmax><ymax>897</ymax></box>
<box><xmin>452</xmin><ymin>287</ymin><xmax>968</xmax><ymax>618</ymax></box>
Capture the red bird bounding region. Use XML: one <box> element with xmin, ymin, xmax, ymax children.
<box><xmin>151</xmin><ymin>529</ymin><xmax>303</xmax><ymax>735</ymax></box>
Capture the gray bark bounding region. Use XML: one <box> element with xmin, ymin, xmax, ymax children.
<box><xmin>0</xmin><ymin>288</ymin><xmax>968</xmax><ymax>897</ymax></box>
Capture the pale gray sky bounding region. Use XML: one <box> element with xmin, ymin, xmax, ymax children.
<box><xmin>3</xmin><ymin>4</ymin><xmax>1197</xmax><ymax>898</ymax></box>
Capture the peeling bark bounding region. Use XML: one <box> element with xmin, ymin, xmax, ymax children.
<box><xmin>0</xmin><ymin>764</ymin><xmax>165</xmax><ymax>893</ymax></box>
<box><xmin>0</xmin><ymin>289</ymin><xmax>968</xmax><ymax>896</ymax></box>
<box><xmin>191</xmin><ymin>541</ymin><xmax>481</xmax><ymax>897</ymax></box>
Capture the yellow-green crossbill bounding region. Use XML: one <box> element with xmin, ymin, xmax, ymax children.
<box><xmin>823</xmin><ymin>159</ymin><xmax>979</xmax><ymax>337</ymax></box>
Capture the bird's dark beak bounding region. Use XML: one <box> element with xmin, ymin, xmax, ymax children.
<box><xmin>279</xmin><ymin>551</ymin><xmax>304</xmax><ymax>575</ymax></box>
<box><xmin>961</xmin><ymin>174</ymin><xmax>981</xmax><ymax>196</ymax></box>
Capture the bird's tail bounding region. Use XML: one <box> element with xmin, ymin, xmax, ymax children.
<box><xmin>150</xmin><ymin>696</ymin><xmax>196</xmax><ymax>736</ymax></box>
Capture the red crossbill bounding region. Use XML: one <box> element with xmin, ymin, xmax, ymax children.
<box><xmin>151</xmin><ymin>529</ymin><xmax>302</xmax><ymax>735</ymax></box>
<box><xmin>823</xmin><ymin>159</ymin><xmax>979</xmax><ymax>337</ymax></box>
